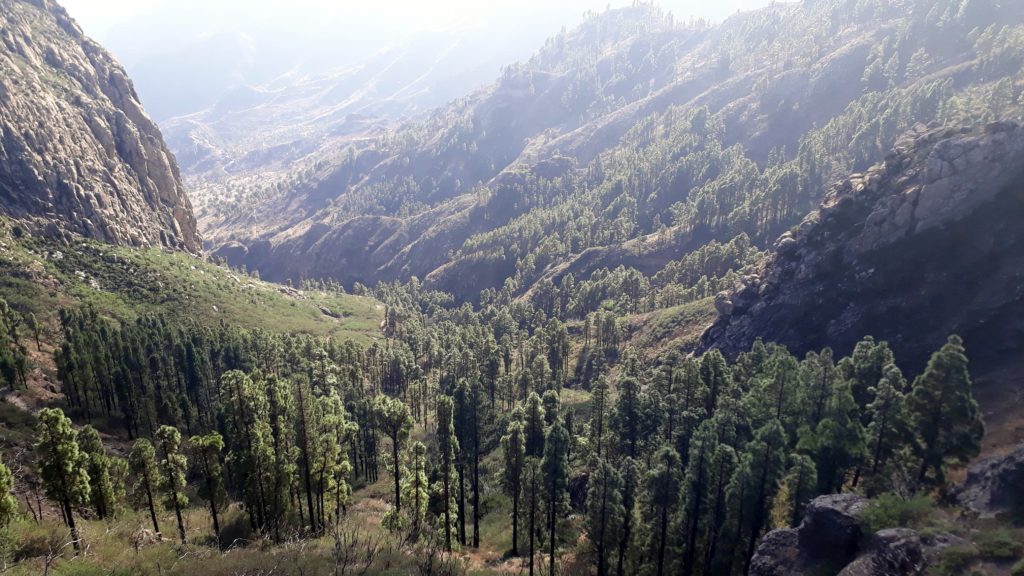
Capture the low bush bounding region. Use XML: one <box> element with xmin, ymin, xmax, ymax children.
<box><xmin>858</xmin><ymin>493</ymin><xmax>936</xmax><ymax>534</ymax></box>
<box><xmin>975</xmin><ymin>527</ymin><xmax>1024</xmax><ymax>561</ymax></box>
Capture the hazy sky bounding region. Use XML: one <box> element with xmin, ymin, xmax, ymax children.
<box><xmin>62</xmin><ymin>0</ymin><xmax>787</xmax><ymax>42</ymax></box>
<box><xmin>57</xmin><ymin>0</ymin><xmax>791</xmax><ymax>120</ymax></box>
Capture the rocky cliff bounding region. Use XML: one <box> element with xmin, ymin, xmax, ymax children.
<box><xmin>699</xmin><ymin>121</ymin><xmax>1024</xmax><ymax>374</ymax></box>
<box><xmin>0</xmin><ymin>0</ymin><xmax>200</xmax><ymax>252</ymax></box>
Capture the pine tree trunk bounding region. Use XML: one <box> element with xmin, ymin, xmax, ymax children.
<box><xmin>549</xmin><ymin>476</ymin><xmax>557</xmax><ymax>576</ymax></box>
<box><xmin>63</xmin><ymin>500</ymin><xmax>80</xmax><ymax>552</ymax></box>
<box><xmin>145</xmin><ymin>478</ymin><xmax>160</xmax><ymax>533</ymax></box>
<box><xmin>392</xmin><ymin>436</ymin><xmax>401</xmax><ymax>512</ymax></box>
<box><xmin>511</xmin><ymin>479</ymin><xmax>520</xmax><ymax>556</ymax></box>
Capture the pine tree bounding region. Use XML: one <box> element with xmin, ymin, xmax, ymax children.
<box><xmin>590</xmin><ymin>377</ymin><xmax>609</xmax><ymax>459</ymax></box>
<box><xmin>906</xmin><ymin>335</ymin><xmax>984</xmax><ymax>486</ymax></box>
<box><xmin>501</xmin><ymin>420</ymin><xmax>526</xmax><ymax>556</ymax></box>
<box><xmin>680</xmin><ymin>420</ymin><xmax>720</xmax><ymax>576</ymax></box>
<box><xmin>542</xmin><ymin>420</ymin><xmax>571</xmax><ymax>576</ymax></box>
<box><xmin>701</xmin><ymin>444</ymin><xmax>738</xmax><ymax>573</ymax></box>
<box><xmin>780</xmin><ymin>454</ymin><xmax>818</xmax><ymax>527</ymax></box>
<box><xmin>524</xmin><ymin>392</ymin><xmax>546</xmax><ymax>457</ymax></box>
<box><xmin>402</xmin><ymin>441</ymin><xmax>429</xmax><ymax>539</ymax></box>
<box><xmin>617</xmin><ymin>457</ymin><xmax>640</xmax><ymax>576</ymax></box>
<box><xmin>525</xmin><ymin>457</ymin><xmax>542</xmax><ymax>576</ymax></box>
<box><xmin>699</xmin><ymin>349</ymin><xmax>731</xmax><ymax>417</ymax></box>
<box><xmin>864</xmin><ymin>364</ymin><xmax>908</xmax><ymax>487</ymax></box>
<box><xmin>129</xmin><ymin>438</ymin><xmax>161</xmax><ymax>533</ymax></box>
<box><xmin>801</xmin><ymin>378</ymin><xmax>864</xmax><ymax>493</ymax></box>
<box><xmin>842</xmin><ymin>336</ymin><xmax>894</xmax><ymax>412</ymax></box>
<box><xmin>155</xmin><ymin>425</ymin><xmax>189</xmax><ymax>543</ymax></box>
<box><xmin>191</xmin><ymin>432</ymin><xmax>226</xmax><ymax>539</ymax></box>
<box><xmin>77</xmin><ymin>425</ymin><xmax>115</xmax><ymax>520</ymax></box>
<box><xmin>35</xmin><ymin>408</ymin><xmax>90</xmax><ymax>550</ymax></box>
<box><xmin>0</xmin><ymin>454</ymin><xmax>18</xmax><ymax>529</ymax></box>
<box><xmin>375</xmin><ymin>395</ymin><xmax>414</xmax><ymax>513</ymax></box>
<box><xmin>220</xmin><ymin>371</ymin><xmax>276</xmax><ymax>534</ymax></box>
<box><xmin>646</xmin><ymin>446</ymin><xmax>681</xmax><ymax>576</ymax></box>
<box><xmin>435</xmin><ymin>395</ymin><xmax>460</xmax><ymax>551</ymax></box>
<box><xmin>587</xmin><ymin>459</ymin><xmax>624</xmax><ymax>576</ymax></box>
<box><xmin>737</xmin><ymin>421</ymin><xmax>788</xmax><ymax>575</ymax></box>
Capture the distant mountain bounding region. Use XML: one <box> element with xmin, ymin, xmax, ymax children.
<box><xmin>0</xmin><ymin>0</ymin><xmax>199</xmax><ymax>252</ymax></box>
<box><xmin>162</xmin><ymin>29</ymin><xmax>538</xmax><ymax>235</ymax></box>
<box><xmin>206</xmin><ymin>0</ymin><xmax>1024</xmax><ymax>300</ymax></box>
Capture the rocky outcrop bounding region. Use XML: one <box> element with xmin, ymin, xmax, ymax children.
<box><xmin>956</xmin><ymin>442</ymin><xmax>1024</xmax><ymax>519</ymax></box>
<box><xmin>750</xmin><ymin>494</ymin><xmax>956</xmax><ymax>576</ymax></box>
<box><xmin>0</xmin><ymin>0</ymin><xmax>199</xmax><ymax>252</ymax></box>
<box><xmin>837</xmin><ymin>529</ymin><xmax>926</xmax><ymax>576</ymax></box>
<box><xmin>699</xmin><ymin>122</ymin><xmax>1024</xmax><ymax>373</ymax></box>
<box><xmin>749</xmin><ymin>494</ymin><xmax>868</xmax><ymax>576</ymax></box>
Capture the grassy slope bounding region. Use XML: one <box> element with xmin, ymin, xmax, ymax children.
<box><xmin>0</xmin><ymin>219</ymin><xmax>382</xmax><ymax>343</ymax></box>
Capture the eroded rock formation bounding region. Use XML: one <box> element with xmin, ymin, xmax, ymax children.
<box><xmin>0</xmin><ymin>0</ymin><xmax>200</xmax><ymax>252</ymax></box>
<box><xmin>700</xmin><ymin>121</ymin><xmax>1024</xmax><ymax>373</ymax></box>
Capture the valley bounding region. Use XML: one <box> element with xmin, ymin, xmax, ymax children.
<box><xmin>0</xmin><ymin>0</ymin><xmax>1023</xmax><ymax>575</ymax></box>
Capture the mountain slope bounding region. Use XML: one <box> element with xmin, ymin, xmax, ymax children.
<box><xmin>0</xmin><ymin>0</ymin><xmax>199</xmax><ymax>252</ymax></box>
<box><xmin>209</xmin><ymin>0</ymin><xmax>1024</xmax><ymax>300</ymax></box>
<box><xmin>699</xmin><ymin>121</ymin><xmax>1024</xmax><ymax>372</ymax></box>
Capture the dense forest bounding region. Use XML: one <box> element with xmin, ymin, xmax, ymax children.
<box><xmin>0</xmin><ymin>269</ymin><xmax>985</xmax><ymax>574</ymax></box>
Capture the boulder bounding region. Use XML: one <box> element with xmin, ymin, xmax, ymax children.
<box><xmin>838</xmin><ymin>528</ymin><xmax>926</xmax><ymax>576</ymax></box>
<box><xmin>956</xmin><ymin>442</ymin><xmax>1024</xmax><ymax>519</ymax></box>
<box><xmin>749</xmin><ymin>495</ymin><xmax>867</xmax><ymax>576</ymax></box>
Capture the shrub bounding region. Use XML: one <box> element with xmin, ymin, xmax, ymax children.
<box><xmin>11</xmin><ymin>520</ymin><xmax>69</xmax><ymax>561</ymax></box>
<box><xmin>975</xmin><ymin>528</ymin><xmax>1024</xmax><ymax>561</ymax></box>
<box><xmin>934</xmin><ymin>545</ymin><xmax>979</xmax><ymax>576</ymax></box>
<box><xmin>858</xmin><ymin>493</ymin><xmax>936</xmax><ymax>534</ymax></box>
<box><xmin>1011</xmin><ymin>558</ymin><xmax>1024</xmax><ymax>576</ymax></box>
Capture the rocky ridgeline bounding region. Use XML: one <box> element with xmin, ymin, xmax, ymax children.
<box><xmin>699</xmin><ymin>121</ymin><xmax>1024</xmax><ymax>370</ymax></box>
<box><xmin>0</xmin><ymin>0</ymin><xmax>199</xmax><ymax>252</ymax></box>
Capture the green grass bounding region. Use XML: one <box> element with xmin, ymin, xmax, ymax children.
<box><xmin>627</xmin><ymin>298</ymin><xmax>717</xmax><ymax>355</ymax></box>
<box><xmin>0</xmin><ymin>219</ymin><xmax>382</xmax><ymax>344</ymax></box>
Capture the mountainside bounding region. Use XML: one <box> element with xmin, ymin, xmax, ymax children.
<box><xmin>699</xmin><ymin>121</ymin><xmax>1024</xmax><ymax>374</ymax></box>
<box><xmin>0</xmin><ymin>0</ymin><xmax>199</xmax><ymax>252</ymax></box>
<box><xmin>208</xmin><ymin>0</ymin><xmax>1024</xmax><ymax>301</ymax></box>
<box><xmin>165</xmin><ymin>31</ymin><xmax>561</xmax><ymax>232</ymax></box>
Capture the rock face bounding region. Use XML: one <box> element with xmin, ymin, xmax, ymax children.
<box><xmin>699</xmin><ymin>122</ymin><xmax>1024</xmax><ymax>373</ymax></box>
<box><xmin>956</xmin><ymin>442</ymin><xmax>1024</xmax><ymax>519</ymax></box>
<box><xmin>0</xmin><ymin>0</ymin><xmax>199</xmax><ymax>252</ymax></box>
<box><xmin>750</xmin><ymin>495</ymin><xmax>933</xmax><ymax>576</ymax></box>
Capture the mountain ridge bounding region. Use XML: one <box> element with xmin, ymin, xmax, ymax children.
<box><xmin>206</xmin><ymin>0</ymin><xmax>1024</xmax><ymax>302</ymax></box>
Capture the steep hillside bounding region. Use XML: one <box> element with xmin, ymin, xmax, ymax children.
<box><xmin>0</xmin><ymin>0</ymin><xmax>199</xmax><ymax>252</ymax></box>
<box><xmin>210</xmin><ymin>0</ymin><xmax>1024</xmax><ymax>301</ymax></box>
<box><xmin>699</xmin><ymin>121</ymin><xmax>1024</xmax><ymax>454</ymax></box>
<box><xmin>699</xmin><ymin>121</ymin><xmax>1024</xmax><ymax>373</ymax></box>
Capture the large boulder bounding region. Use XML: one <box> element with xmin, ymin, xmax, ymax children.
<box><xmin>838</xmin><ymin>528</ymin><xmax>926</xmax><ymax>576</ymax></box>
<box><xmin>749</xmin><ymin>494</ymin><xmax>867</xmax><ymax>576</ymax></box>
<box><xmin>750</xmin><ymin>495</ymin><xmax>955</xmax><ymax>576</ymax></box>
<box><xmin>956</xmin><ymin>442</ymin><xmax>1024</xmax><ymax>520</ymax></box>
